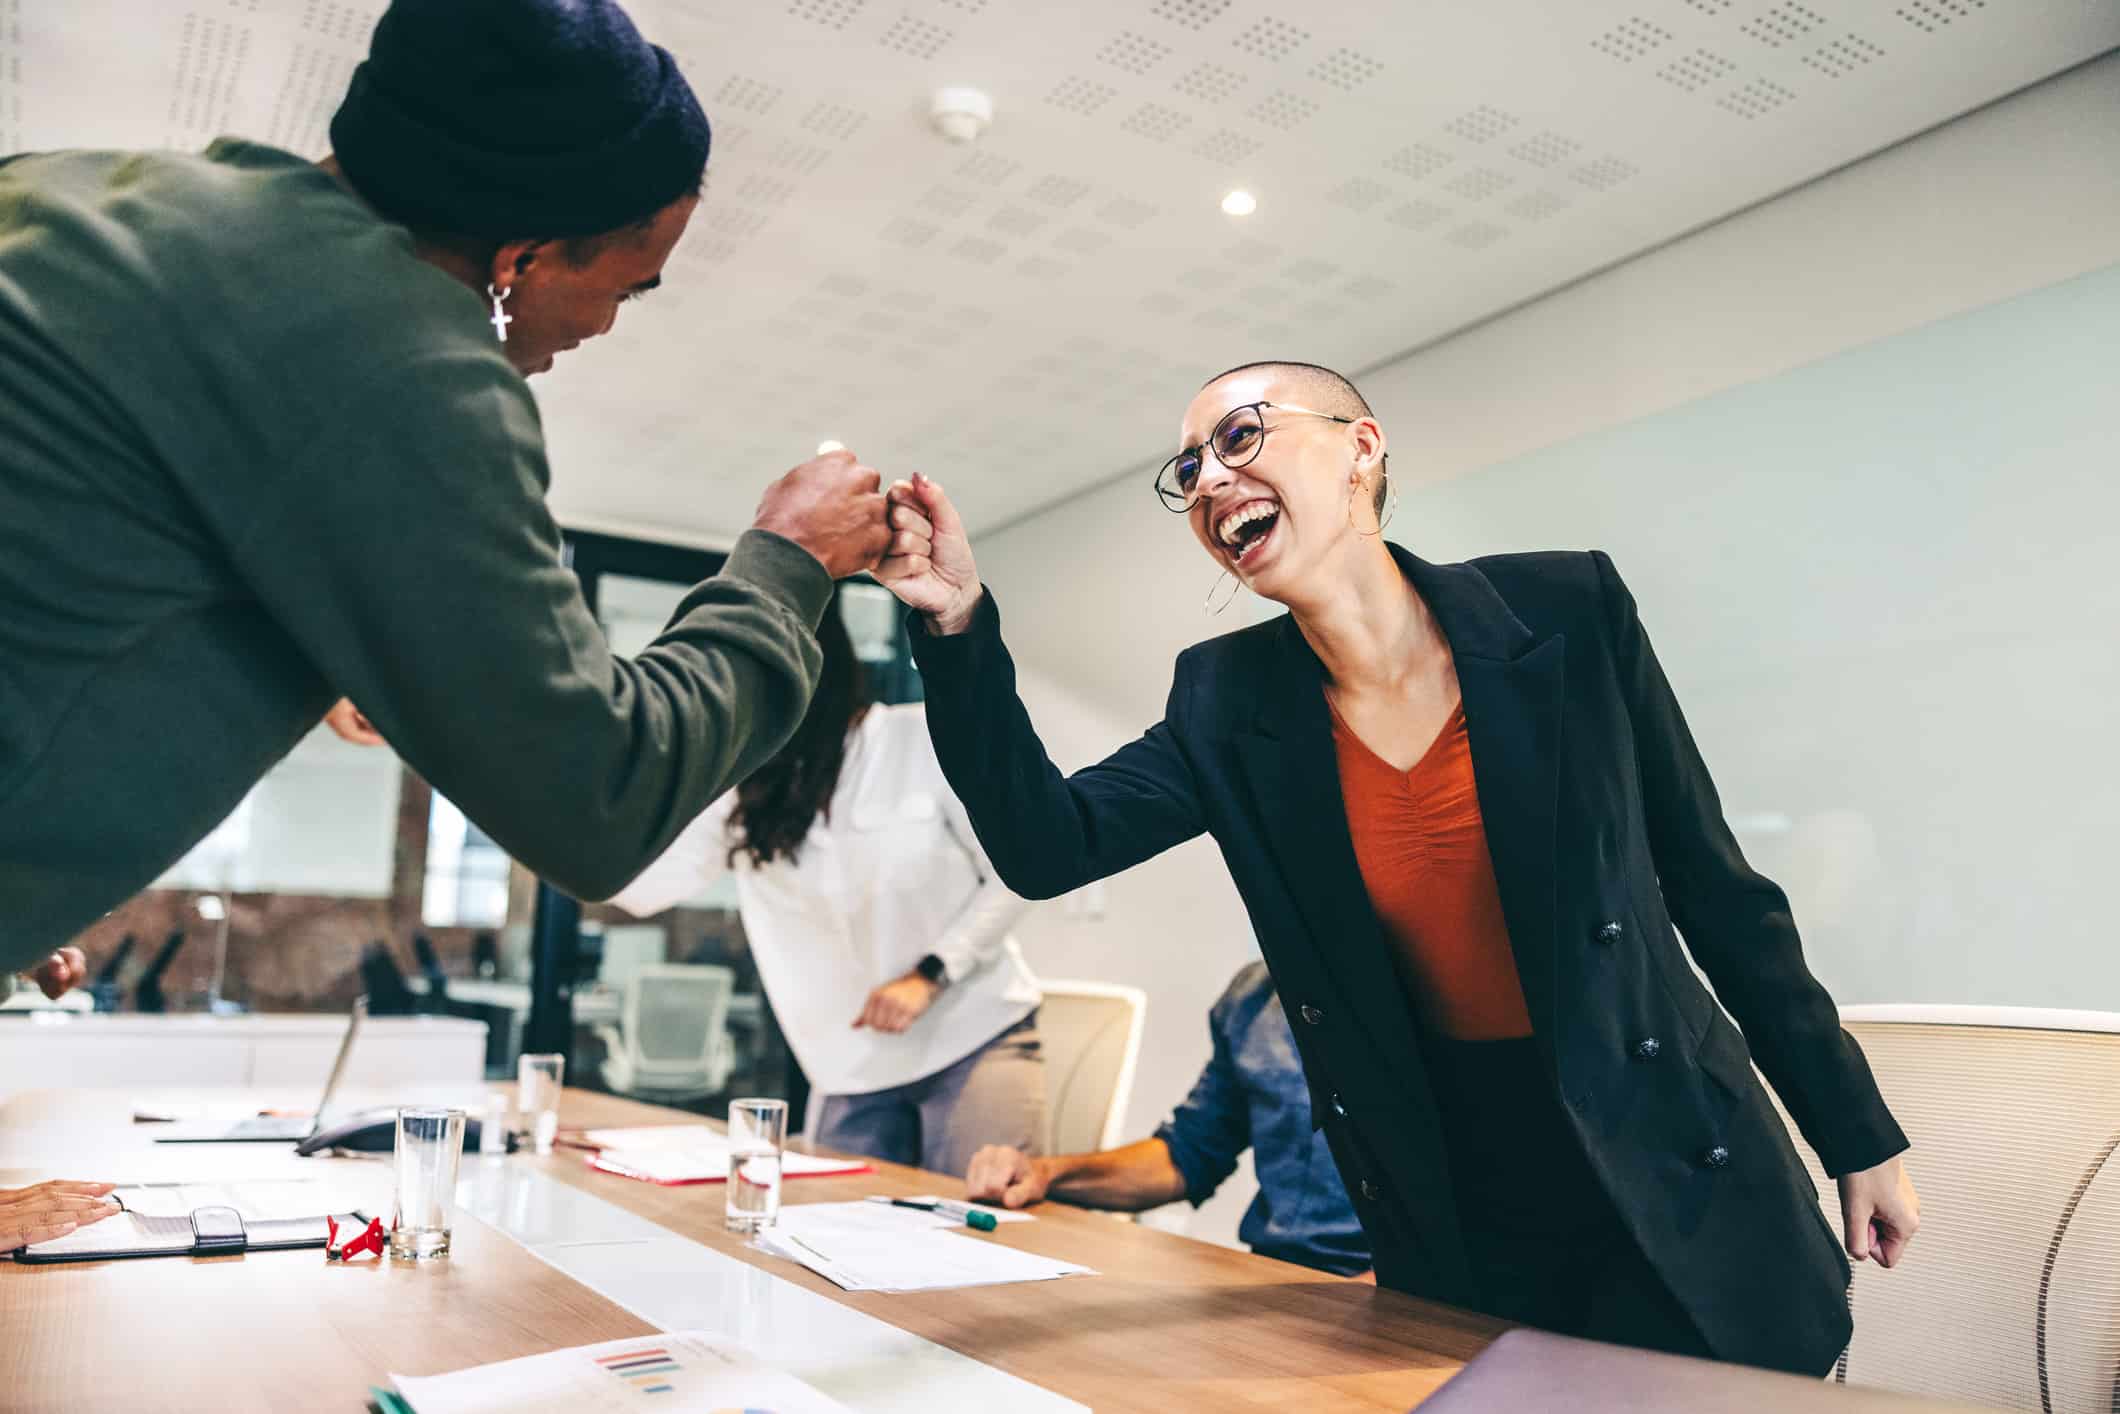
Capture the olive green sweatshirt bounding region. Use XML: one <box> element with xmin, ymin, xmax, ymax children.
<box><xmin>0</xmin><ymin>140</ymin><xmax>829</xmax><ymax>968</ymax></box>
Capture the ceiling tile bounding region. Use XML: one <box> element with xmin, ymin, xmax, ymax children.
<box><xmin>15</xmin><ymin>0</ymin><xmax>2109</xmax><ymax>542</ymax></box>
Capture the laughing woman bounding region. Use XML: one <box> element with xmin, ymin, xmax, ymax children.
<box><xmin>874</xmin><ymin>360</ymin><xmax>1918</xmax><ymax>1374</ymax></box>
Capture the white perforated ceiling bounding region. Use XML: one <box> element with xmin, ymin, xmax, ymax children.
<box><xmin>6</xmin><ymin>1</ymin><xmax>2116</xmax><ymax>542</ymax></box>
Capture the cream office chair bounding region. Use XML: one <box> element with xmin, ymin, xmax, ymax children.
<box><xmin>596</xmin><ymin>923</ymin><xmax>669</xmax><ymax>996</ymax></box>
<box><xmin>1036</xmin><ymin>980</ymin><xmax>1148</xmax><ymax>1156</ymax></box>
<box><xmin>1764</xmin><ymin>1006</ymin><xmax>2120</xmax><ymax>1412</ymax></box>
<box><xmin>595</xmin><ymin>963</ymin><xmax>737</xmax><ymax>1104</ymax></box>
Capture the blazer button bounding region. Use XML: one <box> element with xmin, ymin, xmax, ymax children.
<box><xmin>1633</xmin><ymin>1037</ymin><xmax>1662</xmax><ymax>1060</ymax></box>
<box><xmin>1329</xmin><ymin>1092</ymin><xmax>1348</xmax><ymax>1119</ymax></box>
<box><xmin>1701</xmin><ymin>1145</ymin><xmax>1731</xmax><ymax>1169</ymax></box>
<box><xmin>1594</xmin><ymin>921</ymin><xmax>1624</xmax><ymax>945</ymax></box>
<box><xmin>1299</xmin><ymin>1003</ymin><xmax>1325</xmax><ymax>1026</ymax></box>
<box><xmin>1360</xmin><ymin>1179</ymin><xmax>1381</xmax><ymax>1202</ymax></box>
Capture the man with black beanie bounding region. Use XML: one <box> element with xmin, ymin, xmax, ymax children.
<box><xmin>0</xmin><ymin>0</ymin><xmax>893</xmax><ymax>975</ymax></box>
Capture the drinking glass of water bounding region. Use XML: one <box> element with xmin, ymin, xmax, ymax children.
<box><xmin>389</xmin><ymin>1106</ymin><xmax>466</xmax><ymax>1260</ymax></box>
<box><xmin>517</xmin><ymin>1052</ymin><xmax>565</xmax><ymax>1156</ymax></box>
<box><xmin>725</xmin><ymin>1097</ymin><xmax>787</xmax><ymax>1233</ymax></box>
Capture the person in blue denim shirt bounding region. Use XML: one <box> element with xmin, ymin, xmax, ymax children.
<box><xmin>963</xmin><ymin>961</ymin><xmax>1371</xmax><ymax>1276</ymax></box>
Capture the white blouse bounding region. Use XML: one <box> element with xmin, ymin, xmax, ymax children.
<box><xmin>612</xmin><ymin>703</ymin><xmax>1040</xmax><ymax>1097</ymax></box>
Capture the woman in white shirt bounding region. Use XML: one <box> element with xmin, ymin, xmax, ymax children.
<box><xmin>614</xmin><ymin>599</ymin><xmax>1045</xmax><ymax>1175</ymax></box>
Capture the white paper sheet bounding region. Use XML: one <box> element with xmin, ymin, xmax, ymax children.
<box><xmin>753</xmin><ymin>1202</ymin><xmax>1094</xmax><ymax>1294</ymax></box>
<box><xmin>580</xmin><ymin>1125</ymin><xmax>717</xmax><ymax>1149</ymax></box>
<box><xmin>392</xmin><ymin>1331</ymin><xmax>853</xmax><ymax>1414</ymax></box>
<box><xmin>582</xmin><ymin>1126</ymin><xmax>867</xmax><ymax>1183</ymax></box>
<box><xmin>115</xmin><ymin>1180</ymin><xmax>330</xmax><ymax>1219</ymax></box>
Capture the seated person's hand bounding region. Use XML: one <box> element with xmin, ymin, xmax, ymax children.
<box><xmin>852</xmin><ymin>971</ymin><xmax>940</xmax><ymax>1034</ymax></box>
<box><xmin>24</xmin><ymin>946</ymin><xmax>87</xmax><ymax>1000</ymax></box>
<box><xmin>322</xmin><ymin>698</ymin><xmax>385</xmax><ymax>746</ymax></box>
<box><xmin>964</xmin><ymin>1144</ymin><xmax>1049</xmax><ymax>1209</ymax></box>
<box><xmin>1</xmin><ymin>1180</ymin><xmax>121</xmax><ymax>1250</ymax></box>
<box><xmin>875</xmin><ymin>474</ymin><xmax>983</xmax><ymax>634</ymax></box>
<box><xmin>1350</xmin><ymin>1269</ymin><xmax>1377</xmax><ymax>1285</ymax></box>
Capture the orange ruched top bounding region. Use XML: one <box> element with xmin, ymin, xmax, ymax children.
<box><xmin>1330</xmin><ymin>699</ymin><xmax>1533</xmax><ymax>1041</ymax></box>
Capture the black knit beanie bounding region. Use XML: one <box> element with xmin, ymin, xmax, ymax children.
<box><xmin>329</xmin><ymin>0</ymin><xmax>711</xmax><ymax>239</ymax></box>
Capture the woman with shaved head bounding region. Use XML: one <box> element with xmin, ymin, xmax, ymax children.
<box><xmin>874</xmin><ymin>359</ymin><xmax>1919</xmax><ymax>1374</ymax></box>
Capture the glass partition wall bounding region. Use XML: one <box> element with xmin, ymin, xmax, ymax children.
<box><xmin>62</xmin><ymin>529</ymin><xmax>917</xmax><ymax>1126</ymax></box>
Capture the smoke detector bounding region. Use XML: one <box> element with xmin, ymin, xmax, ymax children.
<box><xmin>931</xmin><ymin>87</ymin><xmax>995</xmax><ymax>143</ymax></box>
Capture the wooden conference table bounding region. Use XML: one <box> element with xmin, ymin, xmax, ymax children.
<box><xmin>0</xmin><ymin>1086</ymin><xmax>1503</xmax><ymax>1412</ymax></box>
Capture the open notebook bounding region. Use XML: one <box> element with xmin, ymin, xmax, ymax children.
<box><xmin>13</xmin><ymin>1181</ymin><xmax>366</xmax><ymax>1263</ymax></box>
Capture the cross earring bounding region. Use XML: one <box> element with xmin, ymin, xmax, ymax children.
<box><xmin>486</xmin><ymin>283</ymin><xmax>513</xmax><ymax>342</ymax></box>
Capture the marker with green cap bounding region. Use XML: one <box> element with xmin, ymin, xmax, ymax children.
<box><xmin>879</xmin><ymin>1196</ymin><xmax>998</xmax><ymax>1232</ymax></box>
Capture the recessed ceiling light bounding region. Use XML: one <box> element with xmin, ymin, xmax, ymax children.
<box><xmin>1221</xmin><ymin>189</ymin><xmax>1258</xmax><ymax>217</ymax></box>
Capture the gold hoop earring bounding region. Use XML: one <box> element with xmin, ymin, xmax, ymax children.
<box><xmin>1349</xmin><ymin>465</ymin><xmax>1396</xmax><ymax>538</ymax></box>
<box><xmin>1204</xmin><ymin>568</ymin><xmax>1240</xmax><ymax>615</ymax></box>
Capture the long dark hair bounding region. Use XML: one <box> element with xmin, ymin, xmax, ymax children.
<box><xmin>726</xmin><ymin>596</ymin><xmax>869</xmax><ymax>868</ymax></box>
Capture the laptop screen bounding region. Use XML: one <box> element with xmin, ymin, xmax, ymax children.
<box><xmin>307</xmin><ymin>996</ymin><xmax>366</xmax><ymax>1135</ymax></box>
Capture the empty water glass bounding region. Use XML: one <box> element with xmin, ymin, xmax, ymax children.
<box><xmin>479</xmin><ymin>1090</ymin><xmax>509</xmax><ymax>1156</ymax></box>
<box><xmin>389</xmin><ymin>1106</ymin><xmax>466</xmax><ymax>1261</ymax></box>
<box><xmin>725</xmin><ymin>1097</ymin><xmax>787</xmax><ymax>1234</ymax></box>
<box><xmin>517</xmin><ymin>1052</ymin><xmax>565</xmax><ymax>1155</ymax></box>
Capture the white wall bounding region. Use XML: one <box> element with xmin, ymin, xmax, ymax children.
<box><xmin>1411</xmin><ymin>261</ymin><xmax>2119</xmax><ymax>1005</ymax></box>
<box><xmin>981</xmin><ymin>54</ymin><xmax>2120</xmax><ymax>1250</ymax></box>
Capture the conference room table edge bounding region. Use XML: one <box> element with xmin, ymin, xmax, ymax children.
<box><xmin>0</xmin><ymin>1084</ymin><xmax>1506</xmax><ymax>1412</ymax></box>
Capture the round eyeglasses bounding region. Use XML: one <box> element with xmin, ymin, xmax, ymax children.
<box><xmin>1155</xmin><ymin>401</ymin><xmax>1356</xmax><ymax>512</ymax></box>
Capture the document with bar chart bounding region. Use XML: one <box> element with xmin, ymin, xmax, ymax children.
<box><xmin>389</xmin><ymin>1331</ymin><xmax>854</xmax><ymax>1413</ymax></box>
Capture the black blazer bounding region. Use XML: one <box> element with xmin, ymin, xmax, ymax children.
<box><xmin>910</xmin><ymin>546</ymin><xmax>1908</xmax><ymax>1375</ymax></box>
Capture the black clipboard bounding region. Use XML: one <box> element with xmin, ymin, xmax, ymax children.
<box><xmin>12</xmin><ymin>1195</ymin><xmax>369</xmax><ymax>1264</ymax></box>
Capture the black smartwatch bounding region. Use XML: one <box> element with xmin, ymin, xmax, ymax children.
<box><xmin>914</xmin><ymin>954</ymin><xmax>949</xmax><ymax>988</ymax></box>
